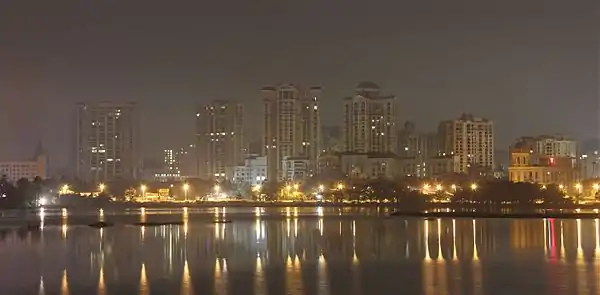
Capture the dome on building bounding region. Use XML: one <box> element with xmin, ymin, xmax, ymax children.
<box><xmin>356</xmin><ymin>81</ymin><xmax>380</xmax><ymax>90</ymax></box>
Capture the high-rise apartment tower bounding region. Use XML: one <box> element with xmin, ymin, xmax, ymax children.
<box><xmin>438</xmin><ymin>113</ymin><xmax>494</xmax><ymax>173</ymax></box>
<box><xmin>343</xmin><ymin>82</ymin><xmax>396</xmax><ymax>153</ymax></box>
<box><xmin>262</xmin><ymin>84</ymin><xmax>321</xmax><ymax>181</ymax></box>
<box><xmin>76</xmin><ymin>102</ymin><xmax>138</xmax><ymax>183</ymax></box>
<box><xmin>196</xmin><ymin>100</ymin><xmax>243</xmax><ymax>179</ymax></box>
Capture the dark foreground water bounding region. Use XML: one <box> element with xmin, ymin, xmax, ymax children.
<box><xmin>0</xmin><ymin>206</ymin><xmax>599</xmax><ymax>294</ymax></box>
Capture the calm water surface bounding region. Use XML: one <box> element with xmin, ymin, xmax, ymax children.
<box><xmin>0</xmin><ymin>206</ymin><xmax>598</xmax><ymax>295</ymax></box>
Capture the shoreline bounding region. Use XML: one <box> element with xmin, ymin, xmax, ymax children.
<box><xmin>390</xmin><ymin>211</ymin><xmax>600</xmax><ymax>219</ymax></box>
<box><xmin>42</xmin><ymin>201</ymin><xmax>600</xmax><ymax>209</ymax></box>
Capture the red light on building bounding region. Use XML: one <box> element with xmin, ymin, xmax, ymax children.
<box><xmin>549</xmin><ymin>157</ymin><xmax>555</xmax><ymax>165</ymax></box>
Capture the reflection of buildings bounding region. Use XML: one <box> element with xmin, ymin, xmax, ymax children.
<box><xmin>6</xmin><ymin>213</ymin><xmax>600</xmax><ymax>294</ymax></box>
<box><xmin>510</xmin><ymin>220</ymin><xmax>545</xmax><ymax>250</ymax></box>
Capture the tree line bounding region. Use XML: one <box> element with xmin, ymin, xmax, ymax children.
<box><xmin>0</xmin><ymin>175</ymin><xmax>44</xmax><ymax>209</ymax></box>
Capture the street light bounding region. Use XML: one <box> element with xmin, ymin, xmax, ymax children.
<box><xmin>60</xmin><ymin>184</ymin><xmax>70</xmax><ymax>195</ymax></box>
<box><xmin>337</xmin><ymin>183</ymin><xmax>344</xmax><ymax>190</ymax></box>
<box><xmin>435</xmin><ymin>184</ymin><xmax>443</xmax><ymax>191</ymax></box>
<box><xmin>253</xmin><ymin>184</ymin><xmax>262</xmax><ymax>192</ymax></box>
<box><xmin>318</xmin><ymin>184</ymin><xmax>325</xmax><ymax>192</ymax></box>
<box><xmin>575</xmin><ymin>183</ymin><xmax>582</xmax><ymax>193</ymax></box>
<box><xmin>450</xmin><ymin>184</ymin><xmax>457</xmax><ymax>191</ymax></box>
<box><xmin>214</xmin><ymin>184</ymin><xmax>221</xmax><ymax>194</ymax></box>
<box><xmin>140</xmin><ymin>185</ymin><xmax>147</xmax><ymax>199</ymax></box>
<box><xmin>98</xmin><ymin>183</ymin><xmax>106</xmax><ymax>193</ymax></box>
<box><xmin>293</xmin><ymin>184</ymin><xmax>299</xmax><ymax>191</ymax></box>
<box><xmin>422</xmin><ymin>184</ymin><xmax>430</xmax><ymax>191</ymax></box>
<box><xmin>470</xmin><ymin>183</ymin><xmax>478</xmax><ymax>191</ymax></box>
<box><xmin>183</xmin><ymin>183</ymin><xmax>190</xmax><ymax>202</ymax></box>
<box><xmin>593</xmin><ymin>183</ymin><xmax>599</xmax><ymax>191</ymax></box>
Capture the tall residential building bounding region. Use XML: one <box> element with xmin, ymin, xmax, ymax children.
<box><xmin>76</xmin><ymin>102</ymin><xmax>138</xmax><ymax>183</ymax></box>
<box><xmin>438</xmin><ymin>113</ymin><xmax>494</xmax><ymax>173</ymax></box>
<box><xmin>262</xmin><ymin>84</ymin><xmax>321</xmax><ymax>181</ymax></box>
<box><xmin>343</xmin><ymin>82</ymin><xmax>396</xmax><ymax>154</ymax></box>
<box><xmin>397</xmin><ymin>121</ymin><xmax>442</xmax><ymax>177</ymax></box>
<box><xmin>196</xmin><ymin>100</ymin><xmax>243</xmax><ymax>180</ymax></box>
<box><xmin>163</xmin><ymin>147</ymin><xmax>185</xmax><ymax>177</ymax></box>
<box><xmin>534</xmin><ymin>135</ymin><xmax>577</xmax><ymax>158</ymax></box>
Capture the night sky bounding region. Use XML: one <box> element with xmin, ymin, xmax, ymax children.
<box><xmin>0</xmin><ymin>0</ymin><xmax>598</xmax><ymax>175</ymax></box>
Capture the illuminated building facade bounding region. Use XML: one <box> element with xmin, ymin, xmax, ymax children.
<box><xmin>262</xmin><ymin>84</ymin><xmax>321</xmax><ymax>181</ymax></box>
<box><xmin>231</xmin><ymin>155</ymin><xmax>267</xmax><ymax>186</ymax></box>
<box><xmin>508</xmin><ymin>136</ymin><xmax>577</xmax><ymax>184</ymax></box>
<box><xmin>0</xmin><ymin>144</ymin><xmax>47</xmax><ymax>181</ymax></box>
<box><xmin>438</xmin><ymin>113</ymin><xmax>494</xmax><ymax>174</ymax></box>
<box><xmin>76</xmin><ymin>102</ymin><xmax>138</xmax><ymax>183</ymax></box>
<box><xmin>343</xmin><ymin>82</ymin><xmax>396</xmax><ymax>154</ymax></box>
<box><xmin>339</xmin><ymin>152</ymin><xmax>397</xmax><ymax>179</ymax></box>
<box><xmin>579</xmin><ymin>151</ymin><xmax>600</xmax><ymax>180</ymax></box>
<box><xmin>196</xmin><ymin>100</ymin><xmax>244</xmax><ymax>180</ymax></box>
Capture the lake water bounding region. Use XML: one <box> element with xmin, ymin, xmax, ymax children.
<box><xmin>0</xmin><ymin>206</ymin><xmax>598</xmax><ymax>295</ymax></box>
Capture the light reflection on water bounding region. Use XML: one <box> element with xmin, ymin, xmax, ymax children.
<box><xmin>0</xmin><ymin>207</ymin><xmax>598</xmax><ymax>294</ymax></box>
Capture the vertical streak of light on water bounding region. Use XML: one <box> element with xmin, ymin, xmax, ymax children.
<box><xmin>424</xmin><ymin>220</ymin><xmax>430</xmax><ymax>261</ymax></box>
<box><xmin>594</xmin><ymin>218</ymin><xmax>600</xmax><ymax>257</ymax></box>
<box><xmin>352</xmin><ymin>221</ymin><xmax>360</xmax><ymax>295</ymax></box>
<box><xmin>254</xmin><ymin>255</ymin><xmax>265</xmax><ymax>295</ymax></box>
<box><xmin>423</xmin><ymin>220</ymin><xmax>434</xmax><ymax>295</ymax></box>
<box><xmin>543</xmin><ymin>218</ymin><xmax>548</xmax><ymax>255</ymax></box>
<box><xmin>38</xmin><ymin>276</ymin><xmax>44</xmax><ymax>295</ymax></box>
<box><xmin>560</xmin><ymin>221</ymin><xmax>565</xmax><ymax>260</ymax></box>
<box><xmin>436</xmin><ymin>219</ymin><xmax>442</xmax><ymax>259</ymax></box>
<box><xmin>436</xmin><ymin>219</ymin><xmax>448</xmax><ymax>293</ymax></box>
<box><xmin>577</xmin><ymin>219</ymin><xmax>583</xmax><ymax>263</ymax></box>
<box><xmin>452</xmin><ymin>219</ymin><xmax>457</xmax><ymax>261</ymax></box>
<box><xmin>596</xmin><ymin>219</ymin><xmax>600</xmax><ymax>295</ymax></box>
<box><xmin>60</xmin><ymin>269</ymin><xmax>69</xmax><ymax>295</ymax></box>
<box><xmin>181</xmin><ymin>259</ymin><xmax>193</xmax><ymax>295</ymax></box>
<box><xmin>317</xmin><ymin>254</ymin><xmax>329</xmax><ymax>295</ymax></box>
<box><xmin>97</xmin><ymin>265</ymin><xmax>105</xmax><ymax>295</ymax></box>
<box><xmin>472</xmin><ymin>219</ymin><xmax>482</xmax><ymax>295</ymax></box>
<box><xmin>139</xmin><ymin>263</ymin><xmax>149</xmax><ymax>295</ymax></box>
<box><xmin>214</xmin><ymin>258</ymin><xmax>227</xmax><ymax>295</ymax></box>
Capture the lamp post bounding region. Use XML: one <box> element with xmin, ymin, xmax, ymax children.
<box><xmin>98</xmin><ymin>183</ymin><xmax>106</xmax><ymax>193</ymax></box>
<box><xmin>183</xmin><ymin>183</ymin><xmax>190</xmax><ymax>202</ymax></box>
<box><xmin>140</xmin><ymin>185</ymin><xmax>147</xmax><ymax>199</ymax></box>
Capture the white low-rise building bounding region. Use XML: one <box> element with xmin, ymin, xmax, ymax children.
<box><xmin>339</xmin><ymin>152</ymin><xmax>397</xmax><ymax>179</ymax></box>
<box><xmin>231</xmin><ymin>156</ymin><xmax>267</xmax><ymax>186</ymax></box>
<box><xmin>282</xmin><ymin>157</ymin><xmax>310</xmax><ymax>181</ymax></box>
<box><xmin>0</xmin><ymin>149</ymin><xmax>47</xmax><ymax>182</ymax></box>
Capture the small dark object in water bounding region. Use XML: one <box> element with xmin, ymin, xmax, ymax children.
<box><xmin>25</xmin><ymin>224</ymin><xmax>41</xmax><ymax>231</ymax></box>
<box><xmin>213</xmin><ymin>220</ymin><xmax>232</xmax><ymax>224</ymax></box>
<box><xmin>89</xmin><ymin>222</ymin><xmax>113</xmax><ymax>228</ymax></box>
<box><xmin>133</xmin><ymin>221</ymin><xmax>184</xmax><ymax>226</ymax></box>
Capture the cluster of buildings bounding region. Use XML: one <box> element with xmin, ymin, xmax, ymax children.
<box><xmin>5</xmin><ymin>81</ymin><xmax>600</xmax><ymax>191</ymax></box>
<box><xmin>196</xmin><ymin>82</ymin><xmax>498</xmax><ymax>185</ymax></box>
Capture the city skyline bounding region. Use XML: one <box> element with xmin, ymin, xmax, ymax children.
<box><xmin>0</xmin><ymin>1</ymin><xmax>598</xmax><ymax>174</ymax></box>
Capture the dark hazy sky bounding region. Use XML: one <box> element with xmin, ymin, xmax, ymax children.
<box><xmin>0</xmin><ymin>0</ymin><xmax>598</xmax><ymax>173</ymax></box>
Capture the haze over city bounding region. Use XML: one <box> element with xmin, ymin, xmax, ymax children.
<box><xmin>0</xmin><ymin>0</ymin><xmax>598</xmax><ymax>175</ymax></box>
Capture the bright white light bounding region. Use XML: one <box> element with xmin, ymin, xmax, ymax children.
<box><xmin>315</xmin><ymin>194</ymin><xmax>323</xmax><ymax>200</ymax></box>
<box><xmin>38</xmin><ymin>197</ymin><xmax>47</xmax><ymax>206</ymax></box>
